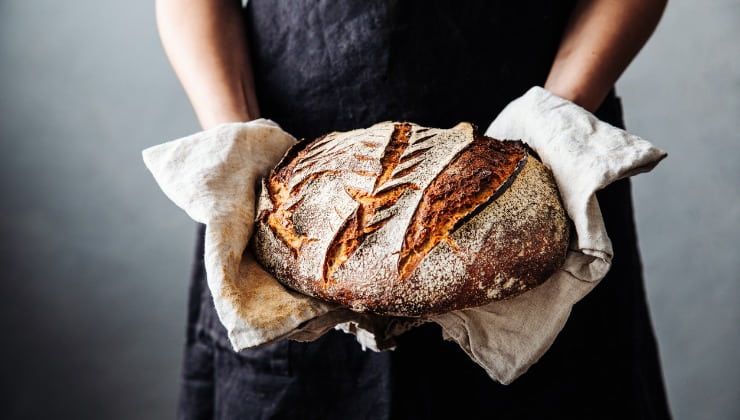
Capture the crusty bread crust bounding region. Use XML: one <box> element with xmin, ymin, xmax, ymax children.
<box><xmin>252</xmin><ymin>121</ymin><xmax>570</xmax><ymax>316</ymax></box>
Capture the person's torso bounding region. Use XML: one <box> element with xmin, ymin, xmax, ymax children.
<box><xmin>244</xmin><ymin>0</ymin><xmax>578</xmax><ymax>140</ymax></box>
<box><xmin>180</xmin><ymin>3</ymin><xmax>672</xmax><ymax>419</ymax></box>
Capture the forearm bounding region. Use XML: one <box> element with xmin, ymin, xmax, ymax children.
<box><xmin>545</xmin><ymin>0</ymin><xmax>667</xmax><ymax>112</ymax></box>
<box><xmin>156</xmin><ymin>0</ymin><xmax>260</xmax><ymax>129</ymax></box>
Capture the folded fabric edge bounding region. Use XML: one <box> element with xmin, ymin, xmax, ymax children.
<box><xmin>226</xmin><ymin>303</ymin><xmax>332</xmax><ymax>351</ymax></box>
<box><xmin>616</xmin><ymin>150</ymin><xmax>668</xmax><ymax>181</ymax></box>
<box><xmin>562</xmin><ymin>248</ymin><xmax>612</xmax><ymax>283</ymax></box>
<box><xmin>141</xmin><ymin>140</ymin><xmax>210</xmax><ymax>225</ymax></box>
<box><xmin>140</xmin><ymin>117</ymin><xmax>287</xmax><ymax>175</ymax></box>
<box><xmin>433</xmin><ymin>273</ymin><xmax>587</xmax><ymax>384</ymax></box>
<box><xmin>443</xmin><ymin>310</ymin><xmax>571</xmax><ymax>386</ymax></box>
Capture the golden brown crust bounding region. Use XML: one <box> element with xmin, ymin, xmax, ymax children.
<box><xmin>398</xmin><ymin>135</ymin><xmax>527</xmax><ymax>279</ymax></box>
<box><xmin>252</xmin><ymin>121</ymin><xmax>570</xmax><ymax>317</ymax></box>
<box><xmin>323</xmin><ymin>123</ymin><xmax>416</xmax><ymax>284</ymax></box>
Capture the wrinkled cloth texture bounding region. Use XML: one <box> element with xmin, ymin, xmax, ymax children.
<box><xmin>143</xmin><ymin>119</ymin><xmax>419</xmax><ymax>351</ymax></box>
<box><xmin>432</xmin><ymin>86</ymin><xmax>667</xmax><ymax>382</ymax></box>
<box><xmin>143</xmin><ymin>119</ymin><xmax>333</xmax><ymax>349</ymax></box>
<box><xmin>144</xmin><ymin>87</ymin><xmax>666</xmax><ymax>384</ymax></box>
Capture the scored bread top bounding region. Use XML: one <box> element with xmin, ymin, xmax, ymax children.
<box><xmin>253</xmin><ymin>121</ymin><xmax>569</xmax><ymax>316</ymax></box>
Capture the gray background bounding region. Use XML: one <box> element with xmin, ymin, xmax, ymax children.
<box><xmin>0</xmin><ymin>0</ymin><xmax>737</xmax><ymax>418</ymax></box>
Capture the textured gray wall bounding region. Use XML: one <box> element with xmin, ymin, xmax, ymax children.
<box><xmin>0</xmin><ymin>1</ymin><xmax>737</xmax><ymax>419</ymax></box>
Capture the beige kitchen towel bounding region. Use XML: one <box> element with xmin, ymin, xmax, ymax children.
<box><xmin>143</xmin><ymin>119</ymin><xmax>333</xmax><ymax>349</ymax></box>
<box><xmin>143</xmin><ymin>87</ymin><xmax>666</xmax><ymax>383</ymax></box>
<box><xmin>431</xmin><ymin>86</ymin><xmax>666</xmax><ymax>383</ymax></box>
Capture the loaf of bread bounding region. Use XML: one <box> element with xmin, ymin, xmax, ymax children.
<box><xmin>252</xmin><ymin>121</ymin><xmax>570</xmax><ymax>317</ymax></box>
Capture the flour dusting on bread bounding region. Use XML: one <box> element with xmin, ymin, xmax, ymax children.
<box><xmin>253</xmin><ymin>121</ymin><xmax>569</xmax><ymax>316</ymax></box>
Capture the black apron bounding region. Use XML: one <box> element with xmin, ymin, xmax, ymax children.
<box><xmin>177</xmin><ymin>1</ymin><xmax>671</xmax><ymax>419</ymax></box>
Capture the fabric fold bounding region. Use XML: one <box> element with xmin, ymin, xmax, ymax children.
<box><xmin>143</xmin><ymin>88</ymin><xmax>667</xmax><ymax>384</ymax></box>
<box><xmin>144</xmin><ymin>119</ymin><xmax>334</xmax><ymax>348</ymax></box>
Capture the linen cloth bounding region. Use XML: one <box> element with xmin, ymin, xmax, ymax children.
<box><xmin>143</xmin><ymin>87</ymin><xmax>666</xmax><ymax>384</ymax></box>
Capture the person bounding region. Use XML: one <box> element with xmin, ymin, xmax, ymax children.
<box><xmin>156</xmin><ymin>1</ymin><xmax>671</xmax><ymax>418</ymax></box>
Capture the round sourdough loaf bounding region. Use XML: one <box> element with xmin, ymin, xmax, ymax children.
<box><xmin>252</xmin><ymin>121</ymin><xmax>570</xmax><ymax>317</ymax></box>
